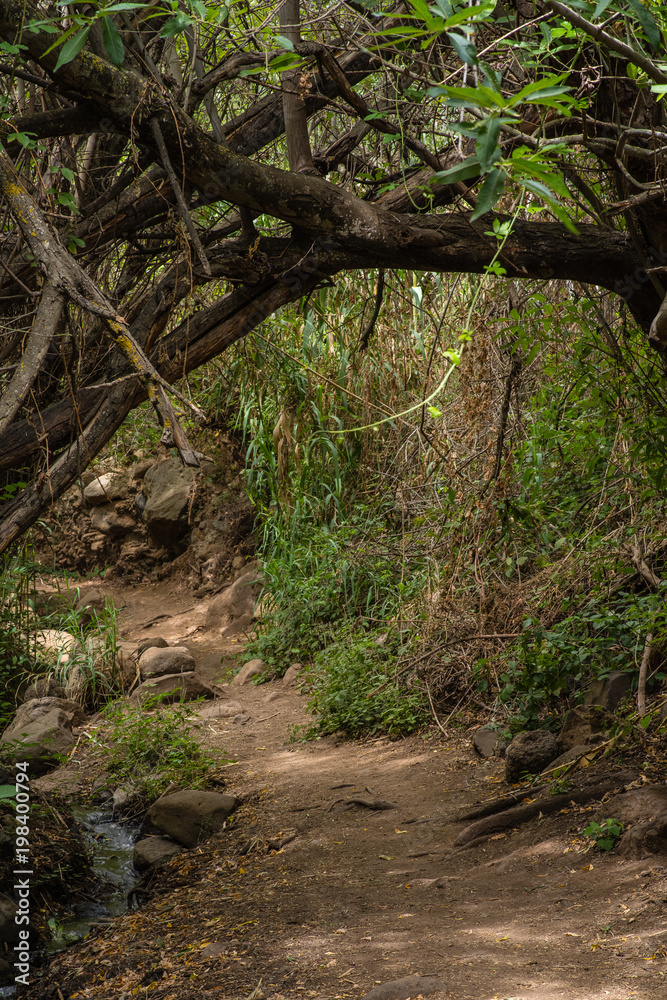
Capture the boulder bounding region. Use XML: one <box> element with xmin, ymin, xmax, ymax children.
<box><xmin>282</xmin><ymin>663</ymin><xmax>303</xmax><ymax>687</ymax></box>
<box><xmin>138</xmin><ymin>645</ymin><xmax>196</xmax><ymax>679</ymax></box>
<box><xmin>505</xmin><ymin>730</ymin><xmax>559</xmax><ymax>784</ymax></box>
<box><xmin>0</xmin><ymin>697</ymin><xmax>83</xmax><ymax>775</ymax></box>
<box><xmin>90</xmin><ymin>505</ymin><xmax>136</xmax><ymax>538</ymax></box>
<box><xmin>83</xmin><ymin>472</ymin><xmax>129</xmax><ymax>506</ymax></box>
<box><xmin>21</xmin><ymin>676</ymin><xmax>65</xmax><ymax>702</ymax></box>
<box><xmin>75</xmin><ymin>584</ymin><xmax>119</xmax><ymax>625</ymax></box>
<box><xmin>131</xmin><ymin>458</ymin><xmax>156</xmax><ymax>481</ymax></box>
<box><xmin>0</xmin><ymin>892</ymin><xmax>19</xmax><ymax>943</ymax></box>
<box><xmin>149</xmin><ymin>789</ymin><xmax>239</xmax><ymax>847</ymax></box>
<box><xmin>231</xmin><ymin>658</ymin><xmax>265</xmax><ymax>686</ymax></box>
<box><xmin>205</xmin><ymin>569</ymin><xmax>262</xmax><ymax>633</ymax></box>
<box><xmin>34</xmin><ymin>629</ymin><xmax>81</xmax><ymax>668</ymax></box>
<box><xmin>142</xmin><ymin>459</ymin><xmax>197</xmax><ymax>547</ymax></box>
<box><xmin>133</xmin><ymin>836</ymin><xmax>183</xmax><ymax>871</ymax></box>
<box><xmin>595</xmin><ymin>785</ymin><xmax>667</xmax><ymax>826</ymax></box>
<box><xmin>584</xmin><ymin>670</ymin><xmax>633</xmax><ymax>712</ymax></box>
<box><xmin>134</xmin><ymin>637</ymin><xmax>169</xmax><ymax>660</ymax></box>
<box><xmin>617</xmin><ymin>812</ymin><xmax>667</xmax><ymax>858</ymax></box>
<box><xmin>558</xmin><ymin>706</ymin><xmax>610</xmax><ymax>751</ymax></box>
<box><xmin>473</xmin><ymin>725</ymin><xmax>507</xmax><ymax>758</ymax></box>
<box><xmin>130</xmin><ymin>672</ymin><xmax>214</xmax><ymax>706</ymax></box>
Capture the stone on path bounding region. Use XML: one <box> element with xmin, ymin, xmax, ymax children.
<box><xmin>472</xmin><ymin>725</ymin><xmax>506</xmax><ymax>758</ymax></box>
<box><xmin>196</xmin><ymin>700</ymin><xmax>244</xmax><ymax>719</ymax></box>
<box><xmin>130</xmin><ymin>672</ymin><xmax>214</xmax><ymax>706</ymax></box>
<box><xmin>205</xmin><ymin>567</ymin><xmax>262</xmax><ymax>635</ymax></box>
<box><xmin>505</xmin><ymin>730</ymin><xmax>558</xmax><ymax>784</ymax></box>
<box><xmin>231</xmin><ymin>658</ymin><xmax>265</xmax><ymax>686</ymax></box>
<box><xmin>362</xmin><ymin>975</ymin><xmax>448</xmax><ymax>1000</ymax></box>
<box><xmin>138</xmin><ymin>645</ymin><xmax>195</xmax><ymax>678</ymax></box>
<box><xmin>149</xmin><ymin>790</ymin><xmax>239</xmax><ymax>848</ymax></box>
<box><xmin>133</xmin><ymin>836</ymin><xmax>183</xmax><ymax>871</ymax></box>
<box><xmin>282</xmin><ymin>662</ymin><xmax>303</xmax><ymax>687</ymax></box>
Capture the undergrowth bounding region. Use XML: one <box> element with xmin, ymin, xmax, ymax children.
<box><xmin>100</xmin><ymin>700</ymin><xmax>228</xmax><ymax>805</ymax></box>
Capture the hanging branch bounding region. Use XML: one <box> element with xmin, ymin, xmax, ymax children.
<box><xmin>0</xmin><ymin>150</ymin><xmax>203</xmax><ymax>466</ymax></box>
<box><xmin>0</xmin><ymin>276</ymin><xmax>65</xmax><ymax>435</ymax></box>
<box><xmin>479</xmin><ymin>354</ymin><xmax>521</xmax><ymax>497</ymax></box>
<box><xmin>149</xmin><ymin>118</ymin><xmax>211</xmax><ymax>275</ymax></box>
<box><xmin>359</xmin><ymin>268</ymin><xmax>385</xmax><ymax>351</ymax></box>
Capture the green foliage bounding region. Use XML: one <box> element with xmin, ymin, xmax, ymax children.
<box><xmin>582</xmin><ymin>817</ymin><xmax>624</xmax><ymax>852</ymax></box>
<box><xmin>296</xmin><ymin>628</ymin><xmax>427</xmax><ymax>739</ymax></box>
<box><xmin>0</xmin><ymin>546</ymin><xmax>39</xmax><ymax>728</ymax></box>
<box><xmin>100</xmin><ymin>700</ymin><xmax>228</xmax><ymax>805</ymax></box>
<box><xmin>245</xmin><ymin>511</ymin><xmax>429</xmax><ymax>674</ymax></box>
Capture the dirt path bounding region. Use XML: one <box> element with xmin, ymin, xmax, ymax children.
<box><xmin>31</xmin><ymin>582</ymin><xmax>667</xmax><ymax>1000</ymax></box>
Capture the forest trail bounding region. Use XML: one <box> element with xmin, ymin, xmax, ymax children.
<box><xmin>33</xmin><ymin>580</ymin><xmax>667</xmax><ymax>1000</ymax></box>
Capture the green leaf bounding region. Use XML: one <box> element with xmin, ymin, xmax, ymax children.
<box><xmin>592</xmin><ymin>0</ymin><xmax>614</xmax><ymax>16</ymax></box>
<box><xmin>275</xmin><ymin>34</ymin><xmax>295</xmax><ymax>51</ymax></box>
<box><xmin>54</xmin><ymin>25</ymin><xmax>90</xmax><ymax>71</ymax></box>
<box><xmin>447</xmin><ymin>31</ymin><xmax>478</xmax><ymax>66</ymax></box>
<box><xmin>431</xmin><ymin>155</ymin><xmax>481</xmax><ymax>185</ymax></box>
<box><xmin>626</xmin><ymin>0</ymin><xmax>661</xmax><ymax>50</ymax></box>
<box><xmin>0</xmin><ymin>785</ymin><xmax>16</xmax><ymax>800</ymax></box>
<box><xmin>475</xmin><ymin>117</ymin><xmax>502</xmax><ymax>171</ymax></box>
<box><xmin>102</xmin><ymin>16</ymin><xmax>124</xmax><ymax>68</ymax></box>
<box><xmin>161</xmin><ymin>12</ymin><xmax>192</xmax><ymax>37</ymax></box>
<box><xmin>470</xmin><ymin>168</ymin><xmax>506</xmax><ymax>220</ymax></box>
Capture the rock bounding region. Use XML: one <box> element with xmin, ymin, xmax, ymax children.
<box><xmin>142</xmin><ymin>459</ymin><xmax>197</xmax><ymax>547</ymax></box>
<box><xmin>205</xmin><ymin>569</ymin><xmax>262</xmax><ymax>633</ymax></box>
<box><xmin>545</xmin><ymin>742</ymin><xmax>603</xmax><ymax>772</ymax></box>
<box><xmin>34</xmin><ymin>629</ymin><xmax>81</xmax><ymax>667</ymax></box>
<box><xmin>231</xmin><ymin>658</ymin><xmax>265</xmax><ymax>686</ymax></box>
<box><xmin>558</xmin><ymin>706</ymin><xmax>610</xmax><ymax>751</ymax></box>
<box><xmin>595</xmin><ymin>785</ymin><xmax>667</xmax><ymax>826</ymax></box>
<box><xmin>134</xmin><ymin>637</ymin><xmax>169</xmax><ymax>659</ymax></box>
<box><xmin>0</xmin><ymin>892</ymin><xmax>19</xmax><ymax>943</ymax></box>
<box><xmin>473</xmin><ymin>725</ymin><xmax>506</xmax><ymax>758</ymax></box>
<box><xmin>282</xmin><ymin>663</ymin><xmax>303</xmax><ymax>687</ymax></box>
<box><xmin>75</xmin><ymin>586</ymin><xmax>118</xmax><ymax>624</ymax></box>
<box><xmin>115</xmin><ymin>640</ymin><xmax>139</xmax><ymax>688</ymax></box>
<box><xmin>149</xmin><ymin>789</ymin><xmax>239</xmax><ymax>848</ymax></box>
<box><xmin>83</xmin><ymin>472</ymin><xmax>129</xmax><ymax>506</ymax></box>
<box><xmin>505</xmin><ymin>730</ymin><xmax>559</xmax><ymax>784</ymax></box>
<box><xmin>232</xmin><ymin>713</ymin><xmax>250</xmax><ymax>725</ymax></box>
<box><xmin>138</xmin><ymin>645</ymin><xmax>195</xmax><ymax>679</ymax></box>
<box><xmin>130</xmin><ymin>672</ymin><xmax>214</xmax><ymax>706</ymax></box>
<box><xmin>196</xmin><ymin>700</ymin><xmax>244</xmax><ymax>719</ymax></box>
<box><xmin>231</xmin><ymin>555</ymin><xmax>245</xmax><ymax>570</ymax></box>
<box><xmin>90</xmin><ymin>504</ymin><xmax>136</xmax><ymax>538</ymax></box>
<box><xmin>584</xmin><ymin>670</ymin><xmax>633</xmax><ymax>712</ymax></box>
<box><xmin>362</xmin><ymin>975</ymin><xmax>447</xmax><ymax>1000</ymax></box>
<box><xmin>264</xmin><ymin>691</ymin><xmax>281</xmax><ymax>703</ymax></box>
<box><xmin>617</xmin><ymin>811</ymin><xmax>667</xmax><ymax>858</ymax></box>
<box><xmin>131</xmin><ymin>458</ymin><xmax>156</xmax><ymax>481</ymax></box>
<box><xmin>21</xmin><ymin>676</ymin><xmax>65</xmax><ymax>702</ymax></box>
<box><xmin>0</xmin><ymin>697</ymin><xmax>83</xmax><ymax>775</ymax></box>
<box><xmin>112</xmin><ymin>786</ymin><xmax>140</xmax><ymax>810</ymax></box>
<box><xmin>133</xmin><ymin>836</ymin><xmax>183</xmax><ymax>871</ymax></box>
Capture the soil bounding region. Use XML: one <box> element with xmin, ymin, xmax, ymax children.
<box><xmin>20</xmin><ymin>580</ymin><xmax>667</xmax><ymax>1000</ymax></box>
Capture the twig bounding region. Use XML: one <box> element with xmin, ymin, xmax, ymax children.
<box><xmin>150</xmin><ymin>118</ymin><xmax>211</xmax><ymax>275</ymax></box>
<box><xmin>629</xmin><ymin>544</ymin><xmax>662</xmax><ymax>589</ymax></box>
<box><xmin>637</xmin><ymin>632</ymin><xmax>652</xmax><ymax>718</ymax></box>
<box><xmin>365</xmin><ymin>634</ymin><xmax>519</xmax><ymax>699</ymax></box>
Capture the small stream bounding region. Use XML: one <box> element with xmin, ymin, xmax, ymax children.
<box><xmin>47</xmin><ymin>806</ymin><xmax>140</xmax><ymax>951</ymax></box>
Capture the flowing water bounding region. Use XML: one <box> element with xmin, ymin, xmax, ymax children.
<box><xmin>46</xmin><ymin>806</ymin><xmax>140</xmax><ymax>951</ymax></box>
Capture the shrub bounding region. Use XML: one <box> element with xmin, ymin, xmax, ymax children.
<box><xmin>296</xmin><ymin>628</ymin><xmax>428</xmax><ymax>738</ymax></box>
<box><xmin>99</xmin><ymin>700</ymin><xmax>230</xmax><ymax>805</ymax></box>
